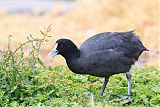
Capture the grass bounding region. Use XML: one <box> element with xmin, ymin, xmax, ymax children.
<box><xmin>0</xmin><ymin>65</ymin><xmax>160</xmax><ymax>106</ymax></box>
<box><xmin>0</xmin><ymin>28</ymin><xmax>159</xmax><ymax>107</ymax></box>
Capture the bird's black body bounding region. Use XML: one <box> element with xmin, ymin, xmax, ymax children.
<box><xmin>49</xmin><ymin>31</ymin><xmax>148</xmax><ymax>103</ymax></box>
<box><xmin>55</xmin><ymin>31</ymin><xmax>147</xmax><ymax>77</ymax></box>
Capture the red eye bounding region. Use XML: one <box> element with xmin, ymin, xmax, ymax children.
<box><xmin>60</xmin><ymin>45</ymin><xmax>64</xmax><ymax>48</ymax></box>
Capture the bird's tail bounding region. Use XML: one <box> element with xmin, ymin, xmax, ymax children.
<box><xmin>142</xmin><ymin>46</ymin><xmax>149</xmax><ymax>51</ymax></box>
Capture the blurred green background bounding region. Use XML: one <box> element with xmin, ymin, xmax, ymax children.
<box><xmin>0</xmin><ymin>0</ymin><xmax>159</xmax><ymax>66</ymax></box>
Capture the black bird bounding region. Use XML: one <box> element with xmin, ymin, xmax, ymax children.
<box><xmin>48</xmin><ymin>31</ymin><xmax>148</xmax><ymax>103</ymax></box>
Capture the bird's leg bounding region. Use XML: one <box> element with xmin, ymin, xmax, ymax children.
<box><xmin>101</xmin><ymin>77</ymin><xmax>109</xmax><ymax>96</ymax></box>
<box><xmin>115</xmin><ymin>72</ymin><xmax>132</xmax><ymax>104</ymax></box>
<box><xmin>126</xmin><ymin>72</ymin><xmax>132</xmax><ymax>103</ymax></box>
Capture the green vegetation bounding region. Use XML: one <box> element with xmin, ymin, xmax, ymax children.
<box><xmin>0</xmin><ymin>29</ymin><xmax>159</xmax><ymax>107</ymax></box>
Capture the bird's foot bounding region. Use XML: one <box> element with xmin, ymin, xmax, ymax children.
<box><xmin>114</xmin><ymin>95</ymin><xmax>131</xmax><ymax>105</ymax></box>
<box><xmin>101</xmin><ymin>92</ymin><xmax>104</xmax><ymax>96</ymax></box>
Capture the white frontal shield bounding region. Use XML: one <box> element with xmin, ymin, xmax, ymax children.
<box><xmin>48</xmin><ymin>43</ymin><xmax>59</xmax><ymax>57</ymax></box>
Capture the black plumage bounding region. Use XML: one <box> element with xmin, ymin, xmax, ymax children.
<box><xmin>49</xmin><ymin>31</ymin><xmax>148</xmax><ymax>103</ymax></box>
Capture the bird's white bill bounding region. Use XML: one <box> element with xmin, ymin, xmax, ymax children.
<box><xmin>48</xmin><ymin>43</ymin><xmax>59</xmax><ymax>57</ymax></box>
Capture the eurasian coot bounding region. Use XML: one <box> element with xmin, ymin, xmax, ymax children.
<box><xmin>48</xmin><ymin>31</ymin><xmax>148</xmax><ymax>103</ymax></box>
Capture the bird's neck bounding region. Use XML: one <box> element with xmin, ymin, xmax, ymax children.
<box><xmin>65</xmin><ymin>51</ymin><xmax>85</xmax><ymax>74</ymax></box>
<box><xmin>62</xmin><ymin>48</ymin><xmax>80</xmax><ymax>61</ymax></box>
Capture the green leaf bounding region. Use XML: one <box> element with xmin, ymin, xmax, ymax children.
<box><xmin>38</xmin><ymin>58</ymin><xmax>45</xmax><ymax>68</ymax></box>
<box><xmin>152</xmin><ymin>86</ymin><xmax>160</xmax><ymax>93</ymax></box>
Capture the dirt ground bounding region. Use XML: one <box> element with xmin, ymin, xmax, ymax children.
<box><xmin>0</xmin><ymin>0</ymin><xmax>159</xmax><ymax>67</ymax></box>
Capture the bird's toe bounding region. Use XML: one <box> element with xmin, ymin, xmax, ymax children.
<box><xmin>114</xmin><ymin>95</ymin><xmax>131</xmax><ymax>103</ymax></box>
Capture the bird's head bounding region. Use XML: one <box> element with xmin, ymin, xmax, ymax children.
<box><xmin>48</xmin><ymin>39</ymin><xmax>80</xmax><ymax>59</ymax></box>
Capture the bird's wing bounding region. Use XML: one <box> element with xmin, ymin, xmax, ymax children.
<box><xmin>80</xmin><ymin>31</ymin><xmax>147</xmax><ymax>60</ymax></box>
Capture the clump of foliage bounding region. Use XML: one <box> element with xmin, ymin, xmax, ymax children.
<box><xmin>0</xmin><ymin>27</ymin><xmax>159</xmax><ymax>107</ymax></box>
<box><xmin>0</xmin><ymin>26</ymin><xmax>52</xmax><ymax>106</ymax></box>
